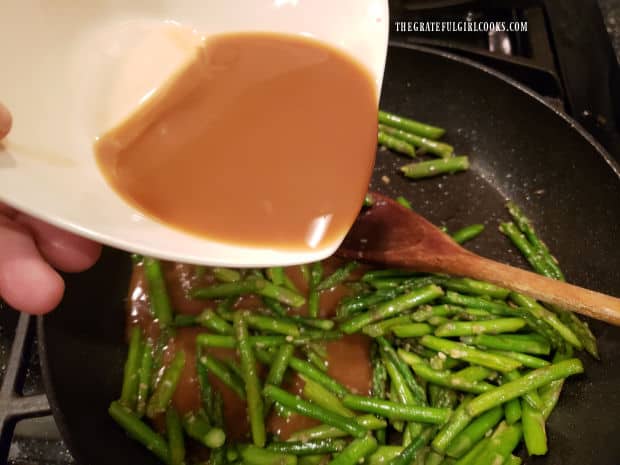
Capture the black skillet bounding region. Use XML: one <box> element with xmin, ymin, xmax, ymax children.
<box><xmin>38</xmin><ymin>43</ymin><xmax>620</xmax><ymax>465</ymax></box>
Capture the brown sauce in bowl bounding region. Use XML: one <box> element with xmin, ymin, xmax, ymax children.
<box><xmin>96</xmin><ymin>32</ymin><xmax>377</xmax><ymax>250</ymax></box>
<box><xmin>127</xmin><ymin>260</ymin><xmax>373</xmax><ymax>442</ymax></box>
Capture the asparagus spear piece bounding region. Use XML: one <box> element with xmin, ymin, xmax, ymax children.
<box><xmin>263</xmin><ymin>385</ymin><xmax>367</xmax><ymax>437</ymax></box>
<box><xmin>362</xmin><ymin>270</ymin><xmax>420</xmax><ymax>282</ymax></box>
<box><xmin>431</xmin><ymin>399</ymin><xmax>473</xmax><ymax>454</ymax></box>
<box><xmin>363</xmin><ymin>315</ymin><xmax>414</xmax><ymax>337</ymax></box>
<box><xmin>240</xmin><ymin>445</ymin><xmax>297</xmax><ymax>465</ymax></box>
<box><xmin>371</xmin><ymin>343</ymin><xmax>388</xmax><ymax>444</ymax></box>
<box><xmin>109</xmin><ymin>401</ymin><xmax>170</xmax><ymax>463</ymax></box>
<box><xmin>498</xmin><ymin>222</ymin><xmax>558</xmax><ymax>278</ymax></box>
<box><xmin>521</xmin><ymin>399</ymin><xmax>547</xmax><ymax>455</ymax></box>
<box><xmin>173</xmin><ymin>314</ymin><xmax>198</xmax><ymax>327</ymax></box>
<box><xmin>257</xmin><ymin>349</ymin><xmax>350</xmax><ymax>398</ymax></box>
<box><xmin>474</xmin><ymin>422</ymin><xmax>522</xmax><ymax>465</ymax></box>
<box><xmin>384</xmin><ymin>354</ymin><xmax>423</xmax><ymax>442</ymax></box>
<box><xmin>425</xmin><ymin>451</ymin><xmax>444</xmax><ymax>465</ymax></box>
<box><xmin>263</xmin><ymin>343</ymin><xmax>294</xmax><ymax>416</ymax></box>
<box><xmin>199</xmin><ymin>354</ymin><xmax>246</xmax><ymax>400</ymax></box>
<box><xmin>317</xmin><ymin>262</ymin><xmax>359</xmax><ymax>291</ymax></box>
<box><xmin>268</xmin><ymin>439</ymin><xmax>347</xmax><ymax>456</ymax></box>
<box><xmin>451</xmin><ymin>366</ymin><xmax>493</xmax><ymax>383</ymax></box>
<box><xmin>504</xmin><ymin>398</ymin><xmax>522</xmax><ymax>425</ymax></box>
<box><xmin>434</xmin><ymin>318</ymin><xmax>526</xmax><ymax>337</ymax></box>
<box><xmin>210</xmin><ymin>392</ymin><xmax>227</xmax><ymax>465</ymax></box>
<box><xmin>398</xmin><ymin>350</ymin><xmax>494</xmax><ymax>395</ymax></box>
<box><xmin>183</xmin><ymin>411</ymin><xmax>226</xmax><ymax>448</ymax></box>
<box><xmin>195</xmin><ymin>308</ymin><xmax>234</xmax><ymax>334</ymax></box>
<box><xmin>146</xmin><ymin>350</ymin><xmax>186</xmax><ymax>418</ymax></box>
<box><xmin>500</xmin><ymin>219</ymin><xmax>597</xmax><ymax>356</ymax></box>
<box><xmin>368</xmin><ymin>446</ymin><xmax>404</xmax><ymax>465</ymax></box>
<box><xmin>466</xmin><ymin>359</ymin><xmax>583</xmax><ymax>416</ymax></box>
<box><xmin>445</xmin><ymin>406</ymin><xmax>503</xmax><ymax>458</ymax></box>
<box><xmin>509</xmin><ymin>293</ymin><xmax>581</xmax><ymax>349</ymax></box>
<box><xmin>143</xmin><ymin>258</ymin><xmax>173</xmax><ymax>327</ymax></box>
<box><xmin>326</xmin><ymin>435</ymin><xmax>378</xmax><ymax>465</ymax></box>
<box><xmin>379</xmin><ymin>124</ymin><xmax>453</xmax><ymax>158</ymax></box>
<box><xmin>196</xmin><ymin>349</ymin><xmax>214</xmax><ymax>420</ymax></box>
<box><xmin>453</xmin><ymin>436</ymin><xmax>489</xmax><ymax>465</ymax></box>
<box><xmin>411</xmin><ymin>305</ymin><xmax>462</xmax><ymax>322</ymax></box>
<box><xmin>120</xmin><ymin>327</ymin><xmax>143</xmax><ymax>410</ymax></box>
<box><xmin>487</xmin><ymin>350</ymin><xmax>549</xmax><ymax>369</ymax></box>
<box><xmin>192</xmin><ymin>279</ymin><xmax>305</xmax><ymax>308</ymax></box>
<box><xmin>304</xmin><ymin>261</ymin><xmax>323</xmax><ymax>318</ymax></box>
<box><xmin>378</xmin><ymin>131</ymin><xmax>416</xmax><ymax>157</ymax></box>
<box><xmin>537</xmin><ymin>349</ymin><xmax>570</xmax><ymax>419</ymax></box>
<box><xmin>392</xmin><ymin>428</ymin><xmax>435</xmax><ymax>465</ymax></box>
<box><xmin>396</xmin><ymin>196</ymin><xmax>413</xmax><ymax>209</ymax></box>
<box><xmin>392</xmin><ymin>323</ymin><xmax>433</xmax><ymax>338</ymax></box>
<box><xmin>234</xmin><ymin>312</ymin><xmax>265</xmax><ymax>447</ymax></box>
<box><xmin>420</xmin><ymin>336</ymin><xmax>522</xmax><ymax>372</ymax></box>
<box><xmin>165</xmin><ymin>408</ymin><xmax>186</xmax><ymax>465</ymax></box>
<box><xmin>196</xmin><ymin>334</ymin><xmax>282</xmax><ymax>349</ymax></box>
<box><xmin>288</xmin><ymin>415</ymin><xmax>387</xmax><ymax>442</ymax></box>
<box><xmin>401</xmin><ymin>157</ymin><xmax>469</xmax><ymax>180</ymax></box>
<box><xmin>340</xmin><ymin>285</ymin><xmax>443</xmax><ymax>334</ymax></box>
<box><xmin>505</xmin><ymin>201</ymin><xmax>563</xmax><ymax>280</ymax></box>
<box><xmin>136</xmin><ymin>339</ymin><xmax>154</xmax><ymax>417</ymax></box>
<box><xmin>342</xmin><ymin>395</ymin><xmax>452</xmax><ymax>424</ymax></box>
<box><xmin>428</xmin><ymin>385</ymin><xmax>458</xmax><ymax>409</ymax></box>
<box><xmin>266</xmin><ymin>267</ymin><xmax>286</xmax><ymax>286</ymax></box>
<box><xmin>502</xmin><ymin>370</ymin><xmax>543</xmax><ymax>411</ymax></box>
<box><xmin>463</xmin><ymin>333</ymin><xmax>551</xmax><ymax>355</ymax></box>
<box><xmin>301</xmin><ymin>376</ymin><xmax>354</xmax><ymax>417</ymax></box>
<box><xmin>450</xmin><ymin>225</ymin><xmax>485</xmax><ymax>245</ymax></box>
<box><xmin>377</xmin><ymin>336</ymin><xmax>427</xmax><ymax>404</ymax></box>
<box><xmin>363</xmin><ymin>193</ymin><xmax>375</xmax><ymax>207</ymax></box>
<box><xmin>435</xmin><ymin>277</ymin><xmax>509</xmax><ymax>299</ymax></box>
<box><xmin>243</xmin><ymin>311</ymin><xmax>300</xmax><ymax>337</ymax></box>
<box><xmin>338</xmin><ymin>289</ymin><xmax>400</xmax><ymax>320</ymax></box>
<box><xmin>304</xmin><ymin>345</ymin><xmax>329</xmax><ymax>372</ymax></box>
<box><xmin>378</xmin><ymin>110</ymin><xmax>446</xmax><ymax>140</ymax></box>
<box><xmin>440</xmin><ymin>292</ymin><xmax>562</xmax><ymax>347</ymax></box>
<box><xmin>212</xmin><ymin>267</ymin><xmax>241</xmax><ymax>283</ymax></box>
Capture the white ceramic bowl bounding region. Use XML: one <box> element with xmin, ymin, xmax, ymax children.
<box><xmin>0</xmin><ymin>0</ymin><xmax>388</xmax><ymax>267</ymax></box>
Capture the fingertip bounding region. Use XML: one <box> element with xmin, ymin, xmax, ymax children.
<box><xmin>16</xmin><ymin>215</ymin><xmax>102</xmax><ymax>272</ymax></box>
<box><xmin>0</xmin><ymin>256</ymin><xmax>65</xmax><ymax>315</ymax></box>
<box><xmin>0</xmin><ymin>219</ymin><xmax>66</xmax><ymax>314</ymax></box>
<box><xmin>0</xmin><ymin>103</ymin><xmax>12</xmax><ymax>140</ymax></box>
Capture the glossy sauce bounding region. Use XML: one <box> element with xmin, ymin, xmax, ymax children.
<box><xmin>128</xmin><ymin>260</ymin><xmax>373</xmax><ymax>442</ymax></box>
<box><xmin>97</xmin><ymin>32</ymin><xmax>377</xmax><ymax>250</ymax></box>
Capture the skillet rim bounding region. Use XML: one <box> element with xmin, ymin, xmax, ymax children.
<box><xmin>37</xmin><ymin>40</ymin><xmax>620</xmax><ymax>465</ymax></box>
<box><xmin>387</xmin><ymin>41</ymin><xmax>620</xmax><ymax>177</ymax></box>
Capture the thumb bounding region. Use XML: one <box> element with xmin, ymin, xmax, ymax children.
<box><xmin>0</xmin><ymin>103</ymin><xmax>11</xmax><ymax>140</ymax></box>
<box><xmin>0</xmin><ymin>217</ymin><xmax>64</xmax><ymax>314</ymax></box>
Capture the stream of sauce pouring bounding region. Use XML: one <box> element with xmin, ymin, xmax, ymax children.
<box><xmin>96</xmin><ymin>31</ymin><xmax>378</xmax><ymax>250</ymax></box>
<box><xmin>127</xmin><ymin>260</ymin><xmax>373</xmax><ymax>443</ymax></box>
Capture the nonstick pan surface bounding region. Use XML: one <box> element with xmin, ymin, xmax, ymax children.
<box><xmin>39</xmin><ymin>43</ymin><xmax>620</xmax><ymax>465</ymax></box>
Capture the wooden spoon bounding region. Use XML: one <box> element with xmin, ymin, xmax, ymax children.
<box><xmin>337</xmin><ymin>192</ymin><xmax>620</xmax><ymax>325</ymax></box>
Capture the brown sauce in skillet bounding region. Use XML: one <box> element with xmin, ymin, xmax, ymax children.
<box><xmin>127</xmin><ymin>259</ymin><xmax>373</xmax><ymax>442</ymax></box>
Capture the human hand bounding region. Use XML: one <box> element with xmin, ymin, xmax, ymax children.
<box><xmin>0</xmin><ymin>102</ymin><xmax>11</xmax><ymax>139</ymax></box>
<box><xmin>0</xmin><ymin>103</ymin><xmax>102</xmax><ymax>314</ymax></box>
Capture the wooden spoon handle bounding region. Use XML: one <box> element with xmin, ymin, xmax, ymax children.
<box><xmin>443</xmin><ymin>252</ymin><xmax>620</xmax><ymax>325</ymax></box>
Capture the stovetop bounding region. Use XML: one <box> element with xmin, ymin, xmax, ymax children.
<box><xmin>0</xmin><ymin>1</ymin><xmax>618</xmax><ymax>464</ymax></box>
<box><xmin>390</xmin><ymin>0</ymin><xmax>620</xmax><ymax>159</ymax></box>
